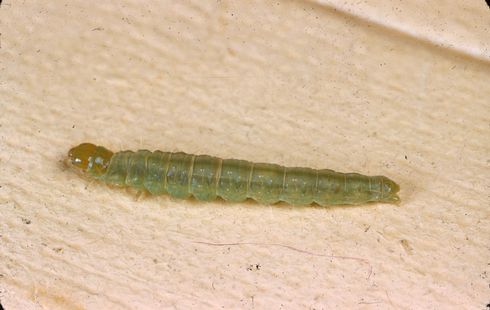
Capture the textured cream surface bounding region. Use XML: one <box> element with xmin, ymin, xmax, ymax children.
<box><xmin>1</xmin><ymin>1</ymin><xmax>489</xmax><ymax>309</ymax></box>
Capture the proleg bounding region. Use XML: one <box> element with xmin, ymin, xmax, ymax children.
<box><xmin>67</xmin><ymin>143</ymin><xmax>401</xmax><ymax>206</ymax></box>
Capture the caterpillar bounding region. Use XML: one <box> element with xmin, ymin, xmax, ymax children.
<box><xmin>67</xmin><ymin>143</ymin><xmax>400</xmax><ymax>206</ymax></box>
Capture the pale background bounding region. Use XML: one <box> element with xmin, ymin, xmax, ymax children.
<box><xmin>1</xmin><ymin>1</ymin><xmax>489</xmax><ymax>309</ymax></box>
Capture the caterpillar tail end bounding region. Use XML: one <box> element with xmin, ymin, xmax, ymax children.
<box><xmin>380</xmin><ymin>177</ymin><xmax>401</xmax><ymax>205</ymax></box>
<box><xmin>384</xmin><ymin>193</ymin><xmax>401</xmax><ymax>204</ymax></box>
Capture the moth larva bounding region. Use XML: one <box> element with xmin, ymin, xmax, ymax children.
<box><xmin>67</xmin><ymin>143</ymin><xmax>400</xmax><ymax>206</ymax></box>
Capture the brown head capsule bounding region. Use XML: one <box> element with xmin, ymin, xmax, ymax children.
<box><xmin>68</xmin><ymin>143</ymin><xmax>114</xmax><ymax>178</ymax></box>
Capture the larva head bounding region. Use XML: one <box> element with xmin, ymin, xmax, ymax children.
<box><xmin>68</xmin><ymin>143</ymin><xmax>113</xmax><ymax>177</ymax></box>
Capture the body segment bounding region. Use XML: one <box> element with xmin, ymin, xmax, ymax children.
<box><xmin>68</xmin><ymin>143</ymin><xmax>400</xmax><ymax>206</ymax></box>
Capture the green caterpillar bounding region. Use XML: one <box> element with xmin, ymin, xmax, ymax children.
<box><xmin>67</xmin><ymin>143</ymin><xmax>400</xmax><ymax>206</ymax></box>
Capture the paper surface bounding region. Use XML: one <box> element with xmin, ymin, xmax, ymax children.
<box><xmin>1</xmin><ymin>1</ymin><xmax>489</xmax><ymax>309</ymax></box>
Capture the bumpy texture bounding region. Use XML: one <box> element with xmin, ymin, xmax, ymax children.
<box><xmin>1</xmin><ymin>1</ymin><xmax>488</xmax><ymax>309</ymax></box>
<box><xmin>68</xmin><ymin>143</ymin><xmax>400</xmax><ymax>206</ymax></box>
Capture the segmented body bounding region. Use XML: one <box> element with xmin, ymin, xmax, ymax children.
<box><xmin>74</xmin><ymin>146</ymin><xmax>400</xmax><ymax>206</ymax></box>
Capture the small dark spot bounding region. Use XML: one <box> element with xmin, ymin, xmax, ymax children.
<box><xmin>246</xmin><ymin>264</ymin><xmax>261</xmax><ymax>271</ymax></box>
<box><xmin>153</xmin><ymin>258</ymin><xmax>158</xmax><ymax>264</ymax></box>
<box><xmin>404</xmin><ymin>155</ymin><xmax>408</xmax><ymax>160</ymax></box>
<box><xmin>52</xmin><ymin>247</ymin><xmax>63</xmax><ymax>253</ymax></box>
<box><xmin>91</xmin><ymin>27</ymin><xmax>104</xmax><ymax>31</ymax></box>
<box><xmin>21</xmin><ymin>218</ymin><xmax>31</xmax><ymax>225</ymax></box>
<box><xmin>72</xmin><ymin>124</ymin><xmax>75</xmax><ymax>128</ymax></box>
<box><xmin>0</xmin><ymin>300</ymin><xmax>4</xmax><ymax>310</ymax></box>
<box><xmin>400</xmin><ymin>239</ymin><xmax>413</xmax><ymax>254</ymax></box>
<box><xmin>486</xmin><ymin>302</ymin><xmax>490</xmax><ymax>309</ymax></box>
